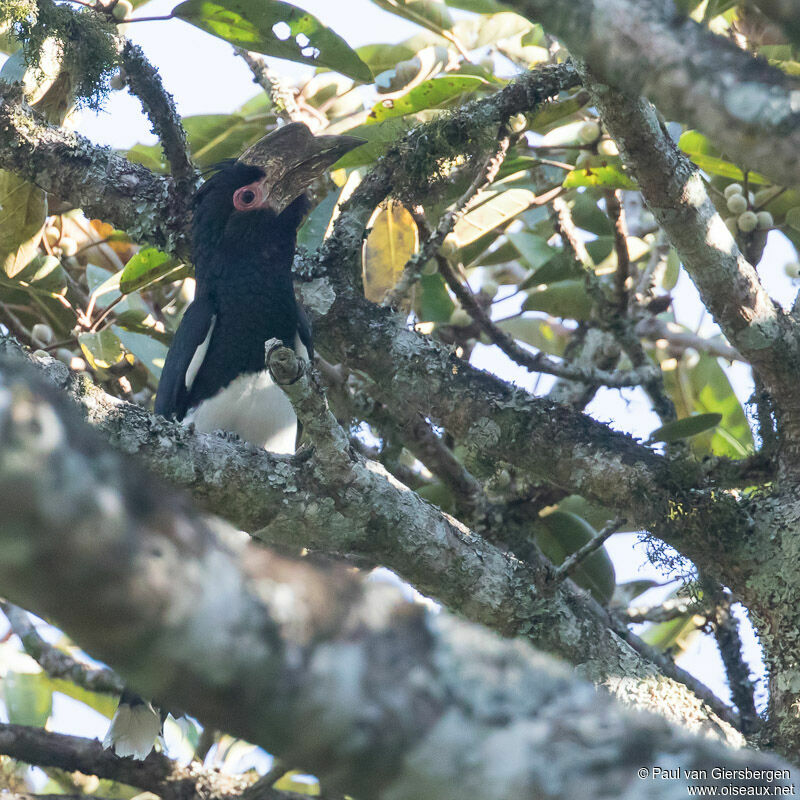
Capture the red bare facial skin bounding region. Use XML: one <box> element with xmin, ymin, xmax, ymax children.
<box><xmin>232</xmin><ymin>181</ymin><xmax>271</xmax><ymax>212</ymax></box>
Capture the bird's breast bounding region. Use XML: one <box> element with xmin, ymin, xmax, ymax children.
<box><xmin>183</xmin><ymin>333</ymin><xmax>308</xmax><ymax>454</ymax></box>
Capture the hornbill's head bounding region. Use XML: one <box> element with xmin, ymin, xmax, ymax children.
<box><xmin>192</xmin><ymin>122</ymin><xmax>364</xmax><ymax>266</ymax></box>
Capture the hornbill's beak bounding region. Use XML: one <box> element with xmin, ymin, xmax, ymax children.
<box><xmin>238</xmin><ymin>122</ymin><xmax>365</xmax><ymax>215</ymax></box>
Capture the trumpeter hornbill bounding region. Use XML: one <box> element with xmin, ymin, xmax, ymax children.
<box><xmin>102</xmin><ymin>122</ymin><xmax>364</xmax><ymax>759</ymax></box>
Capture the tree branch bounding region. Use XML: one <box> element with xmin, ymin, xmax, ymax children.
<box><xmin>2</xmin><ymin>357</ymin><xmax>797</xmax><ymax>796</ymax></box>
<box><xmin>581</xmin><ymin>73</ymin><xmax>800</xmax><ymax>451</ymax></box>
<box><xmin>118</xmin><ymin>41</ymin><xmax>198</xmax><ymax>195</ymax></box>
<box><xmin>0</xmin><ymin>601</ymin><xmax>123</xmax><ymax>695</ymax></box>
<box><xmin>507</xmin><ymin>0</ymin><xmax>800</xmax><ymax>188</ymax></box>
<box><xmin>0</xmin><ymin>340</ymin><xmax>742</xmax><ymax>740</ymax></box>
<box><xmin>0</xmin><ymin>82</ymin><xmax>190</xmax><ymax>257</ymax></box>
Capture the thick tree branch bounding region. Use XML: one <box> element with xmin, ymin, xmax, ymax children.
<box><xmin>0</xmin><ymin>725</ymin><xmax>251</xmax><ymax>800</ymax></box>
<box><xmin>0</xmin><ymin>83</ymin><xmax>190</xmax><ymax>256</ymax></box>
<box><xmin>507</xmin><ymin>0</ymin><xmax>800</xmax><ymax>188</ymax></box>
<box><xmin>581</xmin><ymin>73</ymin><xmax>800</xmax><ymax>453</ymax></box>
<box><xmin>1</xmin><ymin>357</ymin><xmax>797</xmax><ymax>797</ymax></box>
<box><xmin>0</xmin><ymin>341</ymin><xmax>742</xmax><ymax>739</ymax></box>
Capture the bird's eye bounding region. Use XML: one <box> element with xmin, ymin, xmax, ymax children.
<box><xmin>233</xmin><ymin>185</ymin><xmax>262</xmax><ymax>211</ymax></box>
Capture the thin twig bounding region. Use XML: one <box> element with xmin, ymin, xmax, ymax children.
<box><xmin>635</xmin><ymin>317</ymin><xmax>742</xmax><ymax>361</ymax></box>
<box><xmin>623</xmin><ymin>596</ymin><xmax>709</xmax><ymax>624</ymax></box>
<box><xmin>0</xmin><ymin>601</ymin><xmax>123</xmax><ymax>694</ymax></box>
<box><xmin>553</xmin><ymin>517</ymin><xmax>624</xmax><ymax>581</ymax></box>
<box><xmin>382</xmin><ymin>132</ymin><xmax>511</xmax><ymax>308</ymax></box>
<box><xmin>119</xmin><ymin>41</ymin><xmax>197</xmax><ymax>194</ymax></box>
<box><xmin>605</xmin><ymin>190</ymin><xmax>630</xmax><ymax>314</ymax></box>
<box><xmin>702</xmin><ymin>579</ymin><xmax>761</xmax><ymax>734</ymax></box>
<box><xmin>435</xmin><ymin>250</ymin><xmax>660</xmax><ymax>387</ymax></box>
<box><xmin>237</xmin><ymin>49</ymin><xmax>303</xmax><ymax>123</ymax></box>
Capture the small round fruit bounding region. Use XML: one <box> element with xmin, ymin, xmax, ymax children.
<box><xmin>44</xmin><ymin>224</ymin><xmax>61</xmax><ymax>246</ymax></box>
<box><xmin>597</xmin><ymin>138</ymin><xmax>619</xmax><ymax>157</ymax></box>
<box><xmin>55</xmin><ymin>347</ymin><xmax>74</xmax><ymax>364</ymax></box>
<box><xmin>726</xmin><ymin>194</ymin><xmax>748</xmax><ymax>215</ymax></box>
<box><xmin>756</xmin><ymin>211</ymin><xmax>774</xmax><ymax>230</ymax></box>
<box><xmin>32</xmin><ymin>349</ymin><xmax>50</xmax><ymax>359</ymax></box>
<box><xmin>439</xmin><ymin>235</ymin><xmax>459</xmax><ymax>257</ymax></box>
<box><xmin>112</xmin><ymin>0</ymin><xmax>132</xmax><ymax>19</ymax></box>
<box><xmin>724</xmin><ymin>217</ymin><xmax>738</xmax><ymax>236</ymax></box>
<box><xmin>449</xmin><ymin>308</ymin><xmax>472</xmax><ymax>327</ymax></box>
<box><xmin>421</xmin><ymin>259</ymin><xmax>438</xmax><ymax>276</ymax></box>
<box><xmin>577</xmin><ymin>120</ymin><xmax>601</xmax><ymax>143</ymax></box>
<box><xmin>31</xmin><ymin>323</ymin><xmax>54</xmax><ymax>346</ymax></box>
<box><xmin>724</xmin><ymin>183</ymin><xmax>743</xmax><ymax>199</ymax></box>
<box><xmin>737</xmin><ymin>211</ymin><xmax>758</xmax><ymax>233</ymax></box>
<box><xmin>59</xmin><ymin>236</ymin><xmax>78</xmax><ymax>257</ymax></box>
<box><xmin>784</xmin><ymin>261</ymin><xmax>800</xmax><ymax>278</ymax></box>
<box><xmin>574</xmin><ymin>151</ymin><xmax>592</xmax><ymax>169</ymax></box>
<box><xmin>508</xmin><ymin>113</ymin><xmax>527</xmax><ymax>134</ymax></box>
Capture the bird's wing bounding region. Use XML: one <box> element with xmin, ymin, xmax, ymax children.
<box><xmin>296</xmin><ymin>303</ymin><xmax>314</xmax><ymax>360</ymax></box>
<box><xmin>154</xmin><ymin>295</ymin><xmax>217</xmax><ymax>421</ymax></box>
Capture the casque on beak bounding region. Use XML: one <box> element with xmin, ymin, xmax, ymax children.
<box><xmin>237</xmin><ymin>122</ymin><xmax>365</xmax><ymax>215</ymax></box>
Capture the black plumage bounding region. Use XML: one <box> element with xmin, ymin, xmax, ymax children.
<box><xmin>153</xmin><ymin>120</ymin><xmax>363</xmax><ymax>453</ymax></box>
<box><xmin>155</xmin><ymin>159</ymin><xmax>314</xmax><ymax>452</ymax></box>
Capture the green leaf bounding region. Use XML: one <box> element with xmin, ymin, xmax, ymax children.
<box><xmin>366</xmin><ymin>76</ymin><xmax>488</xmax><ymax>124</ymax></box>
<box><xmin>523</xmin><ymin>279</ymin><xmax>592</xmax><ymax>320</ymax></box>
<box><xmin>172</xmin><ymin>0</ymin><xmax>372</xmax><ymax>81</ymax></box>
<box><xmin>50</xmin><ymin>678</ymin><xmax>118</xmax><ymax>718</ymax></box>
<box><xmin>119</xmin><ymin>248</ymin><xmax>179</xmax><ymax>294</ymax></box>
<box><xmin>678</xmin><ymin>132</ymin><xmax>769</xmax><ymax>184</ymax></box>
<box><xmin>184</xmin><ymin>113</ymin><xmax>268</xmax><ymax>166</ymax></box>
<box><xmin>641</xmin><ymin>609</ymin><xmax>702</xmax><ymax>655</ymax></box>
<box><xmin>648</xmin><ymin>413</ymin><xmax>723</xmax><ymax>444</ymax></box>
<box><xmin>452</xmin><ymin>188</ymin><xmax>537</xmax><ymax>247</ymax></box>
<box><xmin>415</xmin><ymin>271</ymin><xmax>454</xmax><ymax>322</ymax></box>
<box><xmin>563</xmin><ymin>166</ymin><xmax>637</xmax><ymax>190</ymax></box>
<box><xmin>333</xmin><ymin>118</ymin><xmax>417</xmax><ymax>169</ymax></box>
<box><xmin>297</xmin><ymin>190</ymin><xmax>339</xmax><ymax>251</ymax></box>
<box><xmin>506</xmin><ymin>231</ymin><xmax>555</xmax><ymax>270</ymax></box>
<box><xmin>126</xmin><ymin>143</ymin><xmax>167</xmax><ymax>172</ymax></box>
<box><xmin>112</xmin><ymin>326</ymin><xmax>169</xmax><ymax>379</ymax></box>
<box><xmin>533</xmin><ymin>511</ymin><xmax>616</xmax><ymax>605</ymax></box>
<box><xmin>689</xmin><ymin>154</ymin><xmax>769</xmax><ymax>184</ymax></box>
<box><xmin>703</xmin><ymin>0</ymin><xmax>737</xmax><ymax>21</ymax></box>
<box><xmin>531</xmin><ymin>92</ymin><xmax>589</xmax><ymax>133</ymax></box>
<box><xmin>78</xmin><ymin>329</ymin><xmax>127</xmax><ymax>372</ymax></box>
<box><xmin>497</xmin><ymin>316</ymin><xmax>567</xmax><ymax>356</ymax></box>
<box><xmin>677</xmin><ymin>129</ymin><xmax>719</xmax><ymax>157</ymax></box>
<box><xmin>370</xmin><ymin>0</ymin><xmax>454</xmax><ymax>37</ymax></box>
<box><xmin>569</xmin><ymin>192</ymin><xmax>614</xmax><ymax>236</ymax></box>
<box><xmin>3</xmin><ymin>670</ymin><xmax>53</xmax><ymax>727</ymax></box>
<box><xmin>659</xmin><ymin>247</ymin><xmax>681</xmax><ymax>291</ymax></box>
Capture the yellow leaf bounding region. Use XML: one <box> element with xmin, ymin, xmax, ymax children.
<box><xmin>362</xmin><ymin>202</ymin><xmax>419</xmax><ymax>303</ymax></box>
<box><xmin>0</xmin><ymin>171</ymin><xmax>46</xmax><ymax>278</ymax></box>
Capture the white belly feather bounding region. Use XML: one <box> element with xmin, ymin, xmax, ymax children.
<box><xmin>183</xmin><ymin>333</ymin><xmax>307</xmax><ymax>454</ymax></box>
